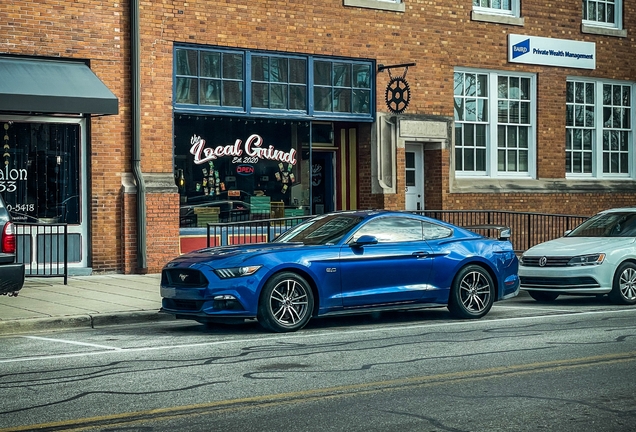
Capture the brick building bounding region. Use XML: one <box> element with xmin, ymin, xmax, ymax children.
<box><xmin>0</xmin><ymin>0</ymin><xmax>634</xmax><ymax>274</ymax></box>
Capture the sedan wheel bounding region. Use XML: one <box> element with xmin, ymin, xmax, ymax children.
<box><xmin>257</xmin><ymin>272</ymin><xmax>314</xmax><ymax>332</ymax></box>
<box><xmin>448</xmin><ymin>265</ymin><xmax>494</xmax><ymax>319</ymax></box>
<box><xmin>609</xmin><ymin>262</ymin><xmax>636</xmax><ymax>305</ymax></box>
<box><xmin>528</xmin><ymin>291</ymin><xmax>560</xmax><ymax>302</ymax></box>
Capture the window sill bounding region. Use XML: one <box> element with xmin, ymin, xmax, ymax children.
<box><xmin>343</xmin><ymin>0</ymin><xmax>405</xmax><ymax>13</ymax></box>
<box><xmin>581</xmin><ymin>24</ymin><xmax>627</xmax><ymax>38</ymax></box>
<box><xmin>471</xmin><ymin>11</ymin><xmax>524</xmax><ymax>26</ymax></box>
<box><xmin>451</xmin><ymin>177</ymin><xmax>636</xmax><ymax>194</ymax></box>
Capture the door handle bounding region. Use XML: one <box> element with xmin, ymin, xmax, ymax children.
<box><xmin>412</xmin><ymin>251</ymin><xmax>429</xmax><ymax>258</ymax></box>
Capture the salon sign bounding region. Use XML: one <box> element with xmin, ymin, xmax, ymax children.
<box><xmin>190</xmin><ymin>134</ymin><xmax>297</xmax><ymax>165</ymax></box>
<box><xmin>0</xmin><ymin>166</ymin><xmax>27</xmax><ymax>193</ymax></box>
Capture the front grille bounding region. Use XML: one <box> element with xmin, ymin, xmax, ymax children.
<box><xmin>162</xmin><ymin>268</ymin><xmax>208</xmax><ymax>288</ymax></box>
<box><xmin>522</xmin><ymin>256</ymin><xmax>572</xmax><ymax>267</ymax></box>
<box><xmin>164</xmin><ymin>298</ymin><xmax>205</xmax><ymax>311</ymax></box>
<box><xmin>520</xmin><ymin>276</ymin><xmax>599</xmax><ymax>289</ymax></box>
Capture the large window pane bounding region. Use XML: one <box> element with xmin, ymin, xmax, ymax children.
<box><xmin>176</xmin><ymin>49</ymin><xmax>197</xmax><ymax>75</ymax></box>
<box><xmin>314</xmin><ymin>61</ymin><xmax>331</xmax><ymax>86</ymax></box>
<box><xmin>200</xmin><ymin>79</ymin><xmax>221</xmax><ymax>105</ymax></box>
<box><xmin>175</xmin><ymin>77</ymin><xmax>197</xmax><ymax>104</ymax></box>
<box><xmin>223</xmin><ymin>54</ymin><xmax>243</xmax><ymax>80</ymax></box>
<box><xmin>222</xmin><ymin>81</ymin><xmax>243</xmax><ymax>107</ymax></box>
<box><xmin>201</xmin><ymin>52</ymin><xmax>220</xmax><ymax>78</ymax></box>
<box><xmin>314</xmin><ymin>87</ymin><xmax>332</xmax><ymax>111</ymax></box>
<box><xmin>252</xmin><ymin>56</ymin><xmax>269</xmax><ymax>81</ymax></box>
<box><xmin>290</xmin><ymin>59</ymin><xmax>306</xmax><ymax>84</ymax></box>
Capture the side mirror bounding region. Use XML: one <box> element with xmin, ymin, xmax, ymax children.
<box><xmin>351</xmin><ymin>235</ymin><xmax>378</xmax><ymax>248</ymax></box>
<box><xmin>498</xmin><ymin>228</ymin><xmax>511</xmax><ymax>241</ymax></box>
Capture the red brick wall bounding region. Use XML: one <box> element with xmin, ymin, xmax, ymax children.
<box><xmin>3</xmin><ymin>0</ymin><xmax>636</xmax><ymax>273</ymax></box>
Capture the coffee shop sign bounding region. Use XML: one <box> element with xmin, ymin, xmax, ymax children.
<box><xmin>190</xmin><ymin>134</ymin><xmax>297</xmax><ymax>165</ymax></box>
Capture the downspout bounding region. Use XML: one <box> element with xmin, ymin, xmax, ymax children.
<box><xmin>131</xmin><ymin>0</ymin><xmax>147</xmax><ymax>271</ymax></box>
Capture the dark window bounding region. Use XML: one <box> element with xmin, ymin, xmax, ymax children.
<box><xmin>0</xmin><ymin>121</ymin><xmax>80</xmax><ymax>224</ymax></box>
<box><xmin>174</xmin><ymin>46</ymin><xmax>374</xmax><ymax>120</ymax></box>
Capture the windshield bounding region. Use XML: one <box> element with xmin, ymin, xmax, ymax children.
<box><xmin>568</xmin><ymin>212</ymin><xmax>636</xmax><ymax>237</ymax></box>
<box><xmin>274</xmin><ymin>214</ymin><xmax>364</xmax><ymax>245</ymax></box>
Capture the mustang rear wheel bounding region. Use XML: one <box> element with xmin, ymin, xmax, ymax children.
<box><xmin>448</xmin><ymin>265</ymin><xmax>494</xmax><ymax>319</ymax></box>
<box><xmin>528</xmin><ymin>291</ymin><xmax>560</xmax><ymax>302</ymax></box>
<box><xmin>609</xmin><ymin>262</ymin><xmax>636</xmax><ymax>305</ymax></box>
<box><xmin>257</xmin><ymin>272</ymin><xmax>314</xmax><ymax>332</ymax></box>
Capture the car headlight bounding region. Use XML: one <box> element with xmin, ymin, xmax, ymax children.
<box><xmin>567</xmin><ymin>254</ymin><xmax>605</xmax><ymax>266</ymax></box>
<box><xmin>214</xmin><ymin>265</ymin><xmax>262</xmax><ymax>279</ymax></box>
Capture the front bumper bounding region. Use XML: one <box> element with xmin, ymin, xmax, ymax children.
<box><xmin>0</xmin><ymin>263</ymin><xmax>25</xmax><ymax>295</ymax></box>
<box><xmin>160</xmin><ymin>274</ymin><xmax>260</xmax><ymax>320</ymax></box>
<box><xmin>519</xmin><ymin>264</ymin><xmax>612</xmax><ymax>294</ymax></box>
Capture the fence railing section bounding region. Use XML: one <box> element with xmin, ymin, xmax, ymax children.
<box><xmin>206</xmin><ymin>216</ymin><xmax>313</xmax><ymax>247</ymax></box>
<box><xmin>14</xmin><ymin>223</ymin><xmax>68</xmax><ymax>284</ymax></box>
<box><xmin>419</xmin><ymin>210</ymin><xmax>588</xmax><ymax>253</ymax></box>
<box><xmin>204</xmin><ymin>210</ymin><xmax>589</xmax><ymax>253</ymax></box>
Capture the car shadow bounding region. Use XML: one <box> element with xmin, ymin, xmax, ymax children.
<box><xmin>161</xmin><ymin>307</ymin><xmax>455</xmax><ymax>336</ymax></box>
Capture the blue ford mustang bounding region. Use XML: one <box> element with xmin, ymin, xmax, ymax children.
<box><xmin>161</xmin><ymin>210</ymin><xmax>519</xmax><ymax>332</ymax></box>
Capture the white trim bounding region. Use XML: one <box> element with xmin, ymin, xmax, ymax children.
<box><xmin>454</xmin><ymin>68</ymin><xmax>536</xmax><ymax>180</ymax></box>
<box><xmin>582</xmin><ymin>0</ymin><xmax>623</xmax><ymax>30</ymax></box>
<box><xmin>0</xmin><ymin>115</ymin><xmax>89</xmax><ymax>269</ymax></box>
<box><xmin>564</xmin><ymin>77</ymin><xmax>636</xmax><ymax>180</ymax></box>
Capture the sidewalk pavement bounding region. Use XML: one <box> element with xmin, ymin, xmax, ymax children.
<box><xmin>0</xmin><ymin>274</ymin><xmax>175</xmax><ymax>335</ymax></box>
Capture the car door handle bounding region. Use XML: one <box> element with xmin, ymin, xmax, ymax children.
<box><xmin>412</xmin><ymin>251</ymin><xmax>429</xmax><ymax>258</ymax></box>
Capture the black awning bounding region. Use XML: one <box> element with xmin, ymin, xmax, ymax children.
<box><xmin>0</xmin><ymin>57</ymin><xmax>118</xmax><ymax>115</ymax></box>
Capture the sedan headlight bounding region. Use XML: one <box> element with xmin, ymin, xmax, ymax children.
<box><xmin>567</xmin><ymin>254</ymin><xmax>605</xmax><ymax>266</ymax></box>
<box><xmin>214</xmin><ymin>265</ymin><xmax>262</xmax><ymax>279</ymax></box>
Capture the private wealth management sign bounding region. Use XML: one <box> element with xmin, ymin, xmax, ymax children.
<box><xmin>508</xmin><ymin>34</ymin><xmax>596</xmax><ymax>70</ymax></box>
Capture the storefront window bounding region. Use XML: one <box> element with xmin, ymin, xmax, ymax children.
<box><xmin>0</xmin><ymin>121</ymin><xmax>81</xmax><ymax>224</ymax></box>
<box><xmin>174</xmin><ymin>116</ymin><xmax>310</xmax><ymax>227</ymax></box>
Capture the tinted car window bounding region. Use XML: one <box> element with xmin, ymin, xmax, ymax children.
<box><xmin>275</xmin><ymin>214</ymin><xmax>363</xmax><ymax>245</ymax></box>
<box><xmin>422</xmin><ymin>221</ymin><xmax>452</xmax><ymax>240</ymax></box>
<box><xmin>351</xmin><ymin>217</ymin><xmax>423</xmax><ymax>243</ymax></box>
<box><xmin>568</xmin><ymin>212</ymin><xmax>636</xmax><ymax>237</ymax></box>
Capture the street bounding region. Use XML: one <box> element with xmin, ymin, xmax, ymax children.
<box><xmin>1</xmin><ymin>292</ymin><xmax>635</xmax><ymax>432</ymax></box>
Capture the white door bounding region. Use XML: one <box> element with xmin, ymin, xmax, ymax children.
<box><xmin>405</xmin><ymin>144</ymin><xmax>424</xmax><ymax>211</ymax></box>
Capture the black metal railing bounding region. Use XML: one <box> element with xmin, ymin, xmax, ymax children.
<box><xmin>206</xmin><ymin>216</ymin><xmax>313</xmax><ymax>247</ymax></box>
<box><xmin>14</xmin><ymin>223</ymin><xmax>68</xmax><ymax>284</ymax></box>
<box><xmin>418</xmin><ymin>210</ymin><xmax>589</xmax><ymax>253</ymax></box>
<box><xmin>204</xmin><ymin>210</ymin><xmax>589</xmax><ymax>253</ymax></box>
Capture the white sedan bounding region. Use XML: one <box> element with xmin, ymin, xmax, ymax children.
<box><xmin>519</xmin><ymin>207</ymin><xmax>636</xmax><ymax>305</ymax></box>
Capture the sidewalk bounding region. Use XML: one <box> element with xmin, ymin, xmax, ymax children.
<box><xmin>0</xmin><ymin>274</ymin><xmax>174</xmax><ymax>335</ymax></box>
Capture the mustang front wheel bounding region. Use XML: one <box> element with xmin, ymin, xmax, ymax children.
<box><xmin>258</xmin><ymin>272</ymin><xmax>314</xmax><ymax>332</ymax></box>
<box><xmin>448</xmin><ymin>265</ymin><xmax>494</xmax><ymax>319</ymax></box>
<box><xmin>609</xmin><ymin>262</ymin><xmax>636</xmax><ymax>305</ymax></box>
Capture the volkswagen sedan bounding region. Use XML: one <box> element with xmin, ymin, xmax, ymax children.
<box><xmin>519</xmin><ymin>207</ymin><xmax>636</xmax><ymax>304</ymax></box>
<box><xmin>161</xmin><ymin>210</ymin><xmax>520</xmax><ymax>332</ymax></box>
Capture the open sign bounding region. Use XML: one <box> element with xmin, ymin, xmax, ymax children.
<box><xmin>236</xmin><ymin>165</ymin><xmax>255</xmax><ymax>175</ymax></box>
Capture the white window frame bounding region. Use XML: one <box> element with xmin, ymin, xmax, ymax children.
<box><xmin>454</xmin><ymin>68</ymin><xmax>536</xmax><ymax>179</ymax></box>
<box><xmin>582</xmin><ymin>0</ymin><xmax>622</xmax><ymax>30</ymax></box>
<box><xmin>472</xmin><ymin>0</ymin><xmax>520</xmax><ymax>18</ymax></box>
<box><xmin>566</xmin><ymin>77</ymin><xmax>635</xmax><ymax>180</ymax></box>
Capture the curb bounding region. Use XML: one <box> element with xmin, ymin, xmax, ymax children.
<box><xmin>0</xmin><ymin>310</ymin><xmax>175</xmax><ymax>335</ymax></box>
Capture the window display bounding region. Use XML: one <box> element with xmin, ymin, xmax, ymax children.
<box><xmin>0</xmin><ymin>121</ymin><xmax>80</xmax><ymax>224</ymax></box>
<box><xmin>174</xmin><ymin>116</ymin><xmax>310</xmax><ymax>227</ymax></box>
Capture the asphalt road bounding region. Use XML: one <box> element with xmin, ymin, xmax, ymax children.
<box><xmin>1</xmin><ymin>292</ymin><xmax>635</xmax><ymax>432</ymax></box>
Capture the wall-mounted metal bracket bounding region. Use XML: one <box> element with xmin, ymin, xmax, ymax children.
<box><xmin>377</xmin><ymin>63</ymin><xmax>416</xmax><ymax>73</ymax></box>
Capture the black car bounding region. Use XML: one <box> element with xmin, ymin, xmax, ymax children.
<box><xmin>0</xmin><ymin>195</ymin><xmax>24</xmax><ymax>296</ymax></box>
